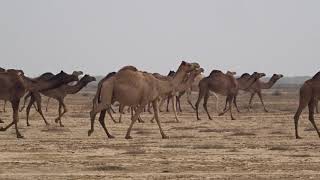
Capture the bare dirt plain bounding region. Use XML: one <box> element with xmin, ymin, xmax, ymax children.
<box><xmin>0</xmin><ymin>89</ymin><xmax>320</xmax><ymax>180</ymax></box>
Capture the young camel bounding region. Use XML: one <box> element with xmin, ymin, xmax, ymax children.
<box><xmin>0</xmin><ymin>71</ymin><xmax>78</xmax><ymax>138</ymax></box>
<box><xmin>24</xmin><ymin>75</ymin><xmax>95</xmax><ymax>127</ymax></box>
<box><xmin>294</xmin><ymin>72</ymin><xmax>320</xmax><ymax>139</ymax></box>
<box><xmin>88</xmin><ymin>61</ymin><xmax>200</xmax><ymax>139</ymax></box>
<box><xmin>242</xmin><ymin>74</ymin><xmax>283</xmax><ymax>112</ymax></box>
<box><xmin>195</xmin><ymin>71</ymin><xmax>265</xmax><ymax>120</ymax></box>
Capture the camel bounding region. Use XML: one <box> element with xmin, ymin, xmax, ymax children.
<box><xmin>294</xmin><ymin>72</ymin><xmax>320</xmax><ymax>139</ymax></box>
<box><xmin>240</xmin><ymin>73</ymin><xmax>283</xmax><ymax>112</ymax></box>
<box><xmin>88</xmin><ymin>61</ymin><xmax>200</xmax><ymax>139</ymax></box>
<box><xmin>23</xmin><ymin>74</ymin><xmax>95</xmax><ymax>127</ymax></box>
<box><xmin>195</xmin><ymin>71</ymin><xmax>265</xmax><ymax>120</ymax></box>
<box><xmin>0</xmin><ymin>71</ymin><xmax>78</xmax><ymax>138</ymax></box>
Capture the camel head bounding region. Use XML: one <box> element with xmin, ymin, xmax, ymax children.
<box><xmin>80</xmin><ymin>74</ymin><xmax>96</xmax><ymax>84</ymax></box>
<box><xmin>192</xmin><ymin>68</ymin><xmax>204</xmax><ymax>76</ymax></box>
<box><xmin>53</xmin><ymin>71</ymin><xmax>79</xmax><ymax>84</ymax></box>
<box><xmin>167</xmin><ymin>70</ymin><xmax>175</xmax><ymax>77</ymax></box>
<box><xmin>72</xmin><ymin>71</ymin><xmax>84</xmax><ymax>77</ymax></box>
<box><xmin>179</xmin><ymin>61</ymin><xmax>201</xmax><ymax>73</ymax></box>
<box><xmin>251</xmin><ymin>72</ymin><xmax>266</xmax><ymax>80</ymax></box>
<box><xmin>271</xmin><ymin>74</ymin><xmax>284</xmax><ymax>81</ymax></box>
<box><xmin>226</xmin><ymin>71</ymin><xmax>236</xmax><ymax>76</ymax></box>
<box><xmin>0</xmin><ymin>67</ymin><xmax>5</xmax><ymax>72</ymax></box>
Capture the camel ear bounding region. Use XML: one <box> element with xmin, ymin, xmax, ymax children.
<box><xmin>181</xmin><ymin>61</ymin><xmax>186</xmax><ymax>65</ymax></box>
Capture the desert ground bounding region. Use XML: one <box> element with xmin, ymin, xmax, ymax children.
<box><xmin>0</xmin><ymin>88</ymin><xmax>319</xmax><ymax>179</ymax></box>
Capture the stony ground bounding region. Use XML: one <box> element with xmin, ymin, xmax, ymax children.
<box><xmin>0</xmin><ymin>89</ymin><xmax>320</xmax><ymax>179</ymax></box>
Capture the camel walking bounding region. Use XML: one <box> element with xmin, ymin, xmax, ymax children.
<box><xmin>0</xmin><ymin>71</ymin><xmax>78</xmax><ymax>138</ymax></box>
<box><xmin>88</xmin><ymin>61</ymin><xmax>200</xmax><ymax>139</ymax></box>
<box><xmin>23</xmin><ymin>75</ymin><xmax>95</xmax><ymax>127</ymax></box>
<box><xmin>241</xmin><ymin>73</ymin><xmax>283</xmax><ymax>112</ymax></box>
<box><xmin>195</xmin><ymin>71</ymin><xmax>265</xmax><ymax>120</ymax></box>
<box><xmin>294</xmin><ymin>72</ymin><xmax>320</xmax><ymax>139</ymax></box>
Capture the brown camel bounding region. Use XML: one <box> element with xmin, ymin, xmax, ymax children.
<box><xmin>23</xmin><ymin>74</ymin><xmax>95</xmax><ymax>127</ymax></box>
<box><xmin>294</xmin><ymin>72</ymin><xmax>320</xmax><ymax>139</ymax></box>
<box><xmin>44</xmin><ymin>71</ymin><xmax>83</xmax><ymax>111</ymax></box>
<box><xmin>240</xmin><ymin>73</ymin><xmax>283</xmax><ymax>112</ymax></box>
<box><xmin>0</xmin><ymin>71</ymin><xmax>78</xmax><ymax>138</ymax></box>
<box><xmin>88</xmin><ymin>61</ymin><xmax>200</xmax><ymax>139</ymax></box>
<box><xmin>195</xmin><ymin>71</ymin><xmax>265</xmax><ymax>120</ymax></box>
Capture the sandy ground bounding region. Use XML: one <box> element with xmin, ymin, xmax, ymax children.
<box><xmin>0</xmin><ymin>90</ymin><xmax>320</xmax><ymax>179</ymax></box>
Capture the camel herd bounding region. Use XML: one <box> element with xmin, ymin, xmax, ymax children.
<box><xmin>0</xmin><ymin>62</ymin><xmax>319</xmax><ymax>140</ymax></box>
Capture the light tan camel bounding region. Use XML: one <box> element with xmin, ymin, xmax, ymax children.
<box><xmin>294</xmin><ymin>72</ymin><xmax>320</xmax><ymax>139</ymax></box>
<box><xmin>195</xmin><ymin>71</ymin><xmax>265</xmax><ymax>120</ymax></box>
<box><xmin>88</xmin><ymin>61</ymin><xmax>200</xmax><ymax>139</ymax></box>
<box><xmin>23</xmin><ymin>75</ymin><xmax>95</xmax><ymax>127</ymax></box>
<box><xmin>240</xmin><ymin>73</ymin><xmax>283</xmax><ymax>112</ymax></box>
<box><xmin>0</xmin><ymin>71</ymin><xmax>78</xmax><ymax>138</ymax></box>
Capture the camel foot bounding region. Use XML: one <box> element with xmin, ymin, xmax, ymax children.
<box><xmin>197</xmin><ymin>118</ymin><xmax>201</xmax><ymax>121</ymax></box>
<box><xmin>59</xmin><ymin>124</ymin><xmax>64</xmax><ymax>127</ymax></box>
<box><xmin>0</xmin><ymin>127</ymin><xmax>5</xmax><ymax>131</ymax></box>
<box><xmin>88</xmin><ymin>130</ymin><xmax>93</xmax><ymax>136</ymax></box>
<box><xmin>231</xmin><ymin>117</ymin><xmax>236</xmax><ymax>120</ymax></box>
<box><xmin>108</xmin><ymin>135</ymin><xmax>115</xmax><ymax>139</ymax></box>
<box><xmin>55</xmin><ymin>118</ymin><xmax>59</xmax><ymax>123</ymax></box>
<box><xmin>218</xmin><ymin>113</ymin><xmax>224</xmax><ymax>116</ymax></box>
<box><xmin>264</xmin><ymin>109</ymin><xmax>269</xmax><ymax>113</ymax></box>
<box><xmin>162</xmin><ymin>135</ymin><xmax>169</xmax><ymax>139</ymax></box>
<box><xmin>125</xmin><ymin>135</ymin><xmax>133</xmax><ymax>139</ymax></box>
<box><xmin>0</xmin><ymin>119</ymin><xmax>4</xmax><ymax>123</ymax></box>
<box><xmin>296</xmin><ymin>136</ymin><xmax>302</xmax><ymax>139</ymax></box>
<box><xmin>209</xmin><ymin>117</ymin><xmax>213</xmax><ymax>120</ymax></box>
<box><xmin>45</xmin><ymin>123</ymin><xmax>50</xmax><ymax>126</ymax></box>
<box><xmin>27</xmin><ymin>123</ymin><xmax>31</xmax><ymax>126</ymax></box>
<box><xmin>17</xmin><ymin>134</ymin><xmax>24</xmax><ymax>139</ymax></box>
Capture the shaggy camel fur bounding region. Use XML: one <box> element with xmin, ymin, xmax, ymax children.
<box><xmin>294</xmin><ymin>72</ymin><xmax>320</xmax><ymax>139</ymax></box>
<box><xmin>195</xmin><ymin>71</ymin><xmax>265</xmax><ymax>120</ymax></box>
<box><xmin>24</xmin><ymin>75</ymin><xmax>95</xmax><ymax>127</ymax></box>
<box><xmin>0</xmin><ymin>71</ymin><xmax>78</xmax><ymax>138</ymax></box>
<box><xmin>88</xmin><ymin>61</ymin><xmax>200</xmax><ymax>139</ymax></box>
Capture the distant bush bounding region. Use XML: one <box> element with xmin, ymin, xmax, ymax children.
<box><xmin>272</xmin><ymin>90</ymin><xmax>282</xmax><ymax>96</ymax></box>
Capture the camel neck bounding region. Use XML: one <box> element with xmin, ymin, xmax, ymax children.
<box><xmin>170</xmin><ymin>68</ymin><xmax>187</xmax><ymax>90</ymax></box>
<box><xmin>260</xmin><ymin>78</ymin><xmax>277</xmax><ymax>89</ymax></box>
<box><xmin>240</xmin><ymin>76</ymin><xmax>257</xmax><ymax>90</ymax></box>
<box><xmin>64</xmin><ymin>81</ymin><xmax>87</xmax><ymax>94</ymax></box>
<box><xmin>22</xmin><ymin>76</ymin><xmax>63</xmax><ymax>92</ymax></box>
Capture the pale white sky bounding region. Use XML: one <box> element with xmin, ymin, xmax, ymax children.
<box><xmin>0</xmin><ymin>0</ymin><xmax>319</xmax><ymax>77</ymax></box>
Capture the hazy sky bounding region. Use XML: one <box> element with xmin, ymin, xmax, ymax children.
<box><xmin>0</xmin><ymin>0</ymin><xmax>319</xmax><ymax>77</ymax></box>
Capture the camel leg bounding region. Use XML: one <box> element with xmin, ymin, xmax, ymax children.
<box><xmin>0</xmin><ymin>100</ymin><xmax>23</xmax><ymax>138</ymax></box>
<box><xmin>88</xmin><ymin>102</ymin><xmax>110</xmax><ymax>136</ymax></box>
<box><xmin>203</xmin><ymin>91</ymin><xmax>212</xmax><ymax>120</ymax></box>
<box><xmin>55</xmin><ymin>102</ymin><xmax>63</xmax><ymax>126</ymax></box>
<box><xmin>110</xmin><ymin>106</ymin><xmax>116</xmax><ymax>114</ymax></box>
<box><xmin>125</xmin><ymin>106</ymin><xmax>144</xmax><ymax>139</ymax></box>
<box><xmin>229</xmin><ymin>96</ymin><xmax>235</xmax><ymax>120</ymax></box>
<box><xmin>56</xmin><ymin>100</ymin><xmax>68</xmax><ymax>127</ymax></box>
<box><xmin>3</xmin><ymin>100</ymin><xmax>6</xmax><ymax>112</ymax></box>
<box><xmin>233</xmin><ymin>95</ymin><xmax>241</xmax><ymax>113</ymax></box>
<box><xmin>45</xmin><ymin>98</ymin><xmax>51</xmax><ymax>112</ymax></box>
<box><xmin>118</xmin><ymin>104</ymin><xmax>125</xmax><ymax>123</ymax></box>
<box><xmin>219</xmin><ymin>96</ymin><xmax>232</xmax><ymax>117</ymax></box>
<box><xmin>212</xmin><ymin>92</ymin><xmax>219</xmax><ymax>113</ymax></box>
<box><xmin>148</xmin><ymin>103</ymin><xmax>152</xmax><ymax>114</ymax></box>
<box><xmin>307</xmin><ymin>99</ymin><xmax>320</xmax><ymax>138</ymax></box>
<box><xmin>166</xmin><ymin>96</ymin><xmax>172</xmax><ymax>112</ymax></box>
<box><xmin>195</xmin><ymin>89</ymin><xmax>206</xmax><ymax>120</ymax></box>
<box><xmin>159</xmin><ymin>98</ymin><xmax>165</xmax><ymax>112</ymax></box>
<box><xmin>172</xmin><ymin>95</ymin><xmax>180</xmax><ymax>122</ymax></box>
<box><xmin>316</xmin><ymin>100</ymin><xmax>319</xmax><ymax>114</ymax></box>
<box><xmin>98</xmin><ymin>110</ymin><xmax>114</xmax><ymax>138</ymax></box>
<box><xmin>19</xmin><ymin>92</ymin><xmax>31</xmax><ymax>112</ymax></box>
<box><xmin>186</xmin><ymin>91</ymin><xmax>196</xmax><ymax>110</ymax></box>
<box><xmin>33</xmin><ymin>92</ymin><xmax>49</xmax><ymax>126</ymax></box>
<box><xmin>26</xmin><ymin>96</ymin><xmax>36</xmax><ymax>126</ymax></box>
<box><xmin>223</xmin><ymin>98</ymin><xmax>228</xmax><ymax>112</ymax></box>
<box><xmin>294</xmin><ymin>98</ymin><xmax>309</xmax><ymax>139</ymax></box>
<box><xmin>248</xmin><ymin>93</ymin><xmax>255</xmax><ymax>111</ymax></box>
<box><xmin>152</xmin><ymin>100</ymin><xmax>168</xmax><ymax>139</ymax></box>
<box><xmin>257</xmin><ymin>91</ymin><xmax>268</xmax><ymax>112</ymax></box>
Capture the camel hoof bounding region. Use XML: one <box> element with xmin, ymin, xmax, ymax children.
<box><xmin>231</xmin><ymin>118</ymin><xmax>236</xmax><ymax>120</ymax></box>
<box><xmin>264</xmin><ymin>109</ymin><xmax>269</xmax><ymax>113</ymax></box>
<box><xmin>218</xmin><ymin>113</ymin><xmax>224</xmax><ymax>116</ymax></box>
<box><xmin>0</xmin><ymin>127</ymin><xmax>5</xmax><ymax>131</ymax></box>
<box><xmin>162</xmin><ymin>135</ymin><xmax>169</xmax><ymax>139</ymax></box>
<box><xmin>59</xmin><ymin>124</ymin><xmax>64</xmax><ymax>127</ymax></box>
<box><xmin>55</xmin><ymin>119</ymin><xmax>59</xmax><ymax>123</ymax></box>
<box><xmin>27</xmin><ymin>124</ymin><xmax>31</xmax><ymax>126</ymax></box>
<box><xmin>125</xmin><ymin>135</ymin><xmax>133</xmax><ymax>139</ymax></box>
<box><xmin>0</xmin><ymin>119</ymin><xmax>4</xmax><ymax>123</ymax></box>
<box><xmin>108</xmin><ymin>135</ymin><xmax>115</xmax><ymax>139</ymax></box>
<box><xmin>17</xmin><ymin>134</ymin><xmax>24</xmax><ymax>139</ymax></box>
<box><xmin>296</xmin><ymin>136</ymin><xmax>302</xmax><ymax>139</ymax></box>
<box><xmin>88</xmin><ymin>130</ymin><xmax>93</xmax><ymax>136</ymax></box>
<box><xmin>45</xmin><ymin>123</ymin><xmax>50</xmax><ymax>126</ymax></box>
<box><xmin>209</xmin><ymin>118</ymin><xmax>213</xmax><ymax>120</ymax></box>
<box><xmin>197</xmin><ymin>118</ymin><xmax>201</xmax><ymax>121</ymax></box>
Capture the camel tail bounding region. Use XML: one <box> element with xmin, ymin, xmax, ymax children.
<box><xmin>93</xmin><ymin>72</ymin><xmax>116</xmax><ymax>109</ymax></box>
<box><xmin>19</xmin><ymin>92</ymin><xmax>32</xmax><ymax>112</ymax></box>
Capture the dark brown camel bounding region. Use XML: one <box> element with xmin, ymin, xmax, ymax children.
<box><xmin>23</xmin><ymin>75</ymin><xmax>95</xmax><ymax>127</ymax></box>
<box><xmin>294</xmin><ymin>71</ymin><xmax>320</xmax><ymax>139</ymax></box>
<box><xmin>0</xmin><ymin>71</ymin><xmax>78</xmax><ymax>138</ymax></box>
<box><xmin>195</xmin><ymin>71</ymin><xmax>265</xmax><ymax>120</ymax></box>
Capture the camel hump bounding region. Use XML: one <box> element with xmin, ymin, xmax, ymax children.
<box><xmin>105</xmin><ymin>72</ymin><xmax>116</xmax><ymax>79</ymax></box>
<box><xmin>311</xmin><ymin>71</ymin><xmax>320</xmax><ymax>80</ymax></box>
<box><xmin>119</xmin><ymin>65</ymin><xmax>138</xmax><ymax>72</ymax></box>
<box><xmin>240</xmin><ymin>73</ymin><xmax>250</xmax><ymax>78</ymax></box>
<box><xmin>209</xmin><ymin>70</ymin><xmax>223</xmax><ymax>77</ymax></box>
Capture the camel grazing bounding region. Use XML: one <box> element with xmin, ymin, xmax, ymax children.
<box><xmin>241</xmin><ymin>74</ymin><xmax>283</xmax><ymax>112</ymax></box>
<box><xmin>88</xmin><ymin>61</ymin><xmax>200</xmax><ymax>139</ymax></box>
<box><xmin>23</xmin><ymin>75</ymin><xmax>95</xmax><ymax>127</ymax></box>
<box><xmin>294</xmin><ymin>72</ymin><xmax>320</xmax><ymax>139</ymax></box>
<box><xmin>195</xmin><ymin>71</ymin><xmax>265</xmax><ymax>120</ymax></box>
<box><xmin>0</xmin><ymin>71</ymin><xmax>78</xmax><ymax>138</ymax></box>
